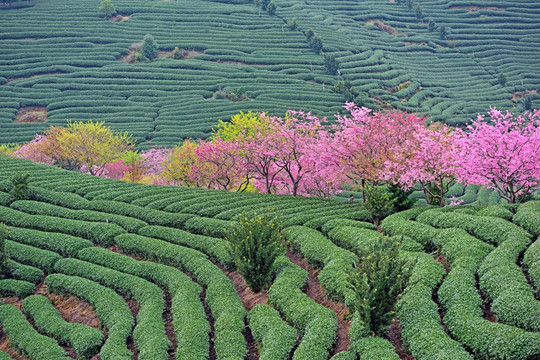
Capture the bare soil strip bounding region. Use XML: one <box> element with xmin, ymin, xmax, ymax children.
<box><xmin>285</xmin><ymin>248</ymin><xmax>350</xmax><ymax>355</ymax></box>
<box><xmin>227</xmin><ymin>271</ymin><xmax>268</xmax><ymax>312</ymax></box>
<box><xmin>387</xmin><ymin>319</ymin><xmax>415</xmax><ymax>360</ymax></box>
<box><xmin>126</xmin><ymin>299</ymin><xmax>140</xmax><ymax>359</ymax></box>
<box><xmin>163</xmin><ymin>290</ymin><xmax>177</xmax><ymax>360</ymax></box>
<box><xmin>201</xmin><ymin>289</ymin><xmax>217</xmax><ymax>360</ymax></box>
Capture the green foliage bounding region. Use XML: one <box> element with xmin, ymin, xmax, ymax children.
<box><xmin>0</xmin><ymin>279</ymin><xmax>34</xmax><ymax>297</ymax></box>
<box><xmin>414</xmin><ymin>4</ymin><xmax>422</xmax><ymax>19</ymax></box>
<box><xmin>387</xmin><ymin>184</ymin><xmax>417</xmax><ymax>212</ymax></box>
<box><xmin>54</xmin><ymin>258</ymin><xmax>170</xmax><ymax>359</ymax></box>
<box><xmin>284</xmin><ymin>225</ymin><xmax>354</xmax><ymax>268</ymax></box>
<box><xmin>249</xmin><ymin>304</ymin><xmax>297</xmax><ymax>360</ymax></box>
<box><xmin>0</xmin><ymin>192</ymin><xmax>10</xmax><ymax>207</ymax></box>
<box><xmin>45</xmin><ymin>274</ymin><xmax>133</xmax><ymax>360</ymax></box>
<box><xmin>515</xmin><ymin>200</ymin><xmax>540</xmax><ymax>237</ymax></box>
<box><xmin>141</xmin><ymin>34</ymin><xmax>158</xmax><ymax>60</ymax></box>
<box><xmin>4</xmin><ymin>260</ymin><xmax>43</xmax><ymax>284</ymax></box>
<box><xmin>226</xmin><ymin>213</ymin><xmax>284</xmax><ymax>292</ymax></box>
<box><xmin>284</xmin><ymin>225</ymin><xmax>355</xmax><ymax>304</ymax></box>
<box><xmin>5</xmin><ymin>240</ymin><xmax>62</xmax><ymax>273</ymax></box>
<box><xmin>498</xmin><ymin>72</ymin><xmax>507</xmax><ymax>86</ymax></box>
<box><xmin>0</xmin><ymin>224</ymin><xmax>7</xmax><ymax>277</ymax></box>
<box><xmin>397</xmin><ymin>255</ymin><xmax>473</xmax><ymax>360</ymax></box>
<box><xmin>184</xmin><ymin>216</ymin><xmax>233</xmax><ymax>238</ymax></box>
<box><xmin>523</xmin><ymin>94</ymin><xmax>533</xmax><ymax>110</ymax></box>
<box><xmin>9</xmin><ymin>173</ymin><xmax>29</xmax><ymax>201</ymax></box>
<box><xmin>476</xmin><ymin>205</ymin><xmax>513</xmax><ymax>220</ymax></box>
<box><xmin>439</xmin><ymin>23</ymin><xmax>447</xmax><ymax>39</ymax></box>
<box><xmin>268</xmin><ymin>257</ymin><xmax>337</xmax><ymax>360</ymax></box>
<box><xmin>31</xmin><ymin>187</ymin><xmax>89</xmax><ymax>209</ymax></box>
<box><xmin>215</xmin><ymin>86</ymin><xmax>249</xmax><ymax>102</ymax></box>
<box><xmin>328</xmin><ymin>226</ymin><xmax>382</xmax><ymax>256</ymax></box>
<box><xmin>286</xmin><ymin>18</ymin><xmax>297</xmax><ymax>30</ymax></box>
<box><xmin>324</xmin><ymin>53</ymin><xmax>339</xmax><ymax>75</ymax></box>
<box><xmin>347</xmin><ymin>236</ymin><xmax>412</xmax><ymax>336</ymax></box>
<box><xmin>364</xmin><ymin>185</ymin><xmax>396</xmax><ymax>227</ymax></box>
<box><xmin>86</xmin><ymin>200</ymin><xmax>196</xmax><ymax>228</ymax></box>
<box><xmin>11</xmin><ymin>199</ymin><xmax>148</xmax><ymax>233</ymax></box>
<box><xmin>335</xmin><ymin>79</ymin><xmax>359</xmax><ymax>102</ymax></box>
<box><xmin>438</xmin><ymin>238</ymin><xmax>540</xmax><ymax>360</ymax></box>
<box><xmin>321</xmin><ymin>218</ymin><xmax>376</xmax><ymax>234</ymax></box>
<box><xmin>98</xmin><ymin>0</ymin><xmax>116</xmax><ymax>19</ymax></box>
<box><xmin>478</xmin><ymin>235</ymin><xmax>539</xmax><ymax>331</ymax></box>
<box><xmin>114</xmin><ymin>233</ymin><xmax>247</xmax><ymax>360</ymax></box>
<box><xmin>427</xmin><ymin>18</ymin><xmax>436</xmax><ymax>31</ymax></box>
<box><xmin>330</xmin><ymin>351</ymin><xmax>356</xmax><ymax>360</ymax></box>
<box><xmin>524</xmin><ymin>240</ymin><xmax>540</xmax><ymax>292</ymax></box>
<box><xmin>132</xmin><ymin>51</ymin><xmax>146</xmax><ymax>63</ymax></box>
<box><xmin>305</xmin><ymin>29</ymin><xmax>322</xmax><ymax>52</ymax></box>
<box><xmin>139</xmin><ymin>225</ymin><xmax>234</xmax><ymax>269</ymax></box>
<box><xmin>0</xmin><ymin>205</ymin><xmax>126</xmax><ymax>247</ymax></box>
<box><xmin>350</xmin><ymin>337</ymin><xmax>400</xmax><ymax>360</ymax></box>
<box><xmin>4</xmin><ymin>224</ymin><xmax>92</xmax><ymax>257</ymax></box>
<box><xmin>267</xmin><ymin>0</ymin><xmax>276</xmax><ymax>15</ymax></box>
<box><xmin>260</xmin><ymin>0</ymin><xmax>270</xmax><ymax>10</ymax></box>
<box><xmin>77</xmin><ymin>246</ymin><xmax>209</xmax><ymax>360</ymax></box>
<box><xmin>172</xmin><ymin>46</ymin><xmax>182</xmax><ymax>59</ymax></box>
<box><xmin>0</xmin><ymin>304</ymin><xmax>71</xmax><ymax>360</ymax></box>
<box><xmin>310</xmin><ymin>34</ymin><xmax>323</xmax><ymax>52</ymax></box>
<box><xmin>23</xmin><ymin>295</ymin><xmax>104</xmax><ymax>359</ymax></box>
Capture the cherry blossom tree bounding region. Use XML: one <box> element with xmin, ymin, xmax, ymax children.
<box><xmin>301</xmin><ymin>131</ymin><xmax>347</xmax><ymax>197</ymax></box>
<box><xmin>194</xmin><ymin>139</ymin><xmax>250</xmax><ymax>191</ymax></box>
<box><xmin>11</xmin><ymin>134</ymin><xmax>54</xmax><ymax>165</ymax></box>
<box><xmin>385</xmin><ymin>122</ymin><xmax>458</xmax><ymax>207</ymax></box>
<box><xmin>266</xmin><ymin>111</ymin><xmax>324</xmax><ymax>196</ymax></box>
<box><xmin>140</xmin><ymin>148</ymin><xmax>171</xmax><ymax>176</ymax></box>
<box><xmin>454</xmin><ymin>107</ymin><xmax>540</xmax><ymax>203</ymax></box>
<box><xmin>330</xmin><ymin>103</ymin><xmax>426</xmax><ymax>201</ymax></box>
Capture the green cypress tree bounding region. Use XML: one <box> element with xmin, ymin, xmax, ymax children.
<box><xmin>347</xmin><ymin>236</ymin><xmax>413</xmax><ymax>336</ymax></box>
<box><xmin>0</xmin><ymin>223</ymin><xmax>8</xmax><ymax>278</ymax></box>
<box><xmin>9</xmin><ymin>173</ymin><xmax>29</xmax><ymax>201</ymax></box>
<box><xmin>98</xmin><ymin>0</ymin><xmax>116</xmax><ymax>19</ymax></box>
<box><xmin>226</xmin><ymin>213</ymin><xmax>284</xmax><ymax>292</ymax></box>
<box><xmin>141</xmin><ymin>34</ymin><xmax>158</xmax><ymax>60</ymax></box>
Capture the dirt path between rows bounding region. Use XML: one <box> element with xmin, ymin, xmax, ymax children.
<box><xmin>285</xmin><ymin>247</ymin><xmax>351</xmax><ymax>355</ymax></box>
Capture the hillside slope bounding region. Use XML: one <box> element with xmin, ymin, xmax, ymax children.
<box><xmin>0</xmin><ymin>0</ymin><xmax>539</xmax><ymax>148</ymax></box>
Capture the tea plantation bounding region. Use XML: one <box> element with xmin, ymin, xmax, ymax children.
<box><xmin>1</xmin><ymin>0</ymin><xmax>539</xmax><ymax>148</ymax></box>
<box><xmin>0</xmin><ymin>155</ymin><xmax>538</xmax><ymax>359</ymax></box>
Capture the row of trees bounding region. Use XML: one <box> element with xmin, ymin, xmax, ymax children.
<box><xmin>6</xmin><ymin>105</ymin><xmax>540</xmax><ymax>204</ymax></box>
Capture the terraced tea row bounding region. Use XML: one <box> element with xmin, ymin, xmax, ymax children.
<box><xmin>0</xmin><ymin>156</ymin><xmax>539</xmax><ymax>359</ymax></box>
<box><xmin>0</xmin><ymin>0</ymin><xmax>340</xmax><ymax>147</ymax></box>
<box><xmin>2</xmin><ymin>0</ymin><xmax>539</xmax><ymax>147</ymax></box>
<box><xmin>274</xmin><ymin>0</ymin><xmax>540</xmax><ymax>124</ymax></box>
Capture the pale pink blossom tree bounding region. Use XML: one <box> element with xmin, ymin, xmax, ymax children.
<box><xmin>11</xmin><ymin>134</ymin><xmax>54</xmax><ymax>165</ymax></box>
<box><xmin>385</xmin><ymin>123</ymin><xmax>458</xmax><ymax>207</ymax></box>
<box><xmin>330</xmin><ymin>103</ymin><xmax>426</xmax><ymax>201</ymax></box>
<box><xmin>193</xmin><ymin>139</ymin><xmax>250</xmax><ymax>192</ymax></box>
<box><xmin>454</xmin><ymin>107</ymin><xmax>540</xmax><ymax>203</ymax></box>
<box><xmin>267</xmin><ymin>111</ymin><xmax>324</xmax><ymax>196</ymax></box>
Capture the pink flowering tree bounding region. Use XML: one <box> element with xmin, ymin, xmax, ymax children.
<box><xmin>101</xmin><ymin>160</ymin><xmax>128</xmax><ymax>180</ymax></box>
<box><xmin>455</xmin><ymin>108</ymin><xmax>540</xmax><ymax>203</ymax></box>
<box><xmin>193</xmin><ymin>139</ymin><xmax>250</xmax><ymax>192</ymax></box>
<box><xmin>386</xmin><ymin>123</ymin><xmax>458</xmax><ymax>207</ymax></box>
<box><xmin>140</xmin><ymin>148</ymin><xmax>171</xmax><ymax>177</ymax></box>
<box><xmin>11</xmin><ymin>134</ymin><xmax>54</xmax><ymax>165</ymax></box>
<box><xmin>301</xmin><ymin>132</ymin><xmax>347</xmax><ymax>197</ymax></box>
<box><xmin>266</xmin><ymin>112</ymin><xmax>325</xmax><ymax>196</ymax></box>
<box><xmin>330</xmin><ymin>103</ymin><xmax>426</xmax><ymax>201</ymax></box>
